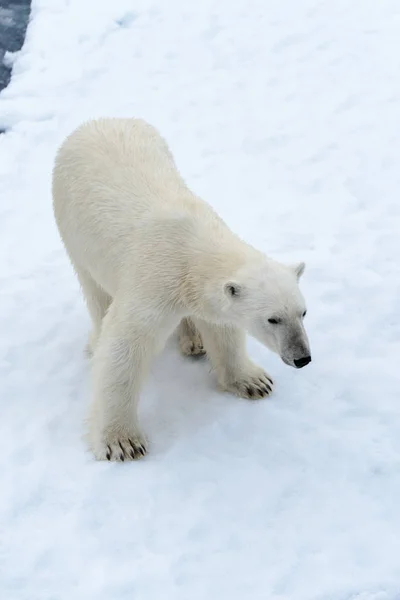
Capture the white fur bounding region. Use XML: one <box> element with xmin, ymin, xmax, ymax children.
<box><xmin>52</xmin><ymin>118</ymin><xmax>311</xmax><ymax>461</ymax></box>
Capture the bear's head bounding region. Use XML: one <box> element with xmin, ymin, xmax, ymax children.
<box><xmin>209</xmin><ymin>258</ymin><xmax>311</xmax><ymax>369</ymax></box>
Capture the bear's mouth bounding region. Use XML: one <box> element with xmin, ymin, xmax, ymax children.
<box><xmin>280</xmin><ymin>356</ymin><xmax>293</xmax><ymax>367</ymax></box>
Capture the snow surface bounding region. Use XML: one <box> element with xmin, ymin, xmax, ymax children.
<box><xmin>1</xmin><ymin>1</ymin><xmax>400</xmax><ymax>598</ymax></box>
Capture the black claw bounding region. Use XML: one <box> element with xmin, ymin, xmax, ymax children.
<box><xmin>119</xmin><ymin>453</ymin><xmax>125</xmax><ymax>461</ymax></box>
<box><xmin>119</xmin><ymin>441</ymin><xmax>126</xmax><ymax>457</ymax></box>
<box><xmin>126</xmin><ymin>438</ymin><xmax>146</xmax><ymax>456</ymax></box>
<box><xmin>106</xmin><ymin>445</ymin><xmax>112</xmax><ymax>460</ymax></box>
<box><xmin>267</xmin><ymin>378</ymin><xmax>273</xmax><ymax>386</ymax></box>
<box><xmin>128</xmin><ymin>439</ymin><xmax>146</xmax><ymax>456</ymax></box>
<box><xmin>246</xmin><ymin>386</ymin><xmax>254</xmax><ymax>397</ymax></box>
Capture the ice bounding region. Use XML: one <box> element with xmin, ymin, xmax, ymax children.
<box><xmin>1</xmin><ymin>1</ymin><xmax>400</xmax><ymax>599</ymax></box>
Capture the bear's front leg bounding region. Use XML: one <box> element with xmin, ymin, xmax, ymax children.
<box><xmin>87</xmin><ymin>298</ymin><xmax>177</xmax><ymax>461</ymax></box>
<box><xmin>193</xmin><ymin>319</ymin><xmax>274</xmax><ymax>400</ymax></box>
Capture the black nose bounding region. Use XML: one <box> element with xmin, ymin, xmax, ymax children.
<box><xmin>294</xmin><ymin>356</ymin><xmax>311</xmax><ymax>369</ymax></box>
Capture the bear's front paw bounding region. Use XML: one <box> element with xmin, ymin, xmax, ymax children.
<box><xmin>92</xmin><ymin>429</ymin><xmax>148</xmax><ymax>462</ymax></box>
<box><xmin>221</xmin><ymin>367</ymin><xmax>274</xmax><ymax>400</ymax></box>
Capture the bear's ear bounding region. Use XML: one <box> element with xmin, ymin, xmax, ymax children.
<box><xmin>224</xmin><ymin>281</ymin><xmax>242</xmax><ymax>298</ymax></box>
<box><xmin>291</xmin><ymin>261</ymin><xmax>306</xmax><ymax>280</ymax></box>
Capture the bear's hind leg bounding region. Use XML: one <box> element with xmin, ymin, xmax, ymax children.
<box><xmin>178</xmin><ymin>317</ymin><xmax>206</xmax><ymax>357</ymax></box>
<box><xmin>192</xmin><ymin>319</ymin><xmax>274</xmax><ymax>400</ymax></box>
<box><xmin>74</xmin><ymin>267</ymin><xmax>112</xmax><ymax>357</ymax></box>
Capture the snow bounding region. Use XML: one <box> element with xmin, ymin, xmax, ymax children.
<box><xmin>1</xmin><ymin>0</ymin><xmax>400</xmax><ymax>598</ymax></box>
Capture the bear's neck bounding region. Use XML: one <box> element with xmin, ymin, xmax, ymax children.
<box><xmin>179</xmin><ymin>223</ymin><xmax>261</xmax><ymax>317</ymax></box>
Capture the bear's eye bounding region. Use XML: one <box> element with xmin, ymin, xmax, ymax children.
<box><xmin>268</xmin><ymin>318</ymin><xmax>280</xmax><ymax>325</ymax></box>
<box><xmin>226</xmin><ymin>284</ymin><xmax>240</xmax><ymax>297</ymax></box>
<box><xmin>302</xmin><ymin>310</ymin><xmax>307</xmax><ymax>318</ymax></box>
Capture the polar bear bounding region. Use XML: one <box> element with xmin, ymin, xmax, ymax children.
<box><xmin>52</xmin><ymin>118</ymin><xmax>311</xmax><ymax>462</ymax></box>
